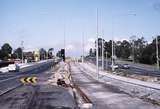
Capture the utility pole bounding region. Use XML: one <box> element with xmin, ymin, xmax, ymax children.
<box><xmin>96</xmin><ymin>8</ymin><xmax>99</xmax><ymax>79</ymax></box>
<box><xmin>156</xmin><ymin>36</ymin><xmax>159</xmax><ymax>69</ymax></box>
<box><xmin>63</xmin><ymin>24</ymin><xmax>66</xmax><ymax>62</ymax></box>
<box><xmin>111</xmin><ymin>15</ymin><xmax>114</xmax><ymax>71</ymax></box>
<box><xmin>82</xmin><ymin>32</ymin><xmax>84</xmax><ymax>63</ymax></box>
<box><xmin>133</xmin><ymin>41</ymin><xmax>135</xmax><ymax>63</ymax></box>
<box><xmin>130</xmin><ymin>35</ymin><xmax>136</xmax><ymax>63</ymax></box>
<box><xmin>102</xmin><ymin>30</ymin><xmax>104</xmax><ymax>70</ymax></box>
<box><xmin>111</xmin><ymin>39</ymin><xmax>114</xmax><ymax>71</ymax></box>
<box><xmin>21</xmin><ymin>41</ymin><xmax>24</xmax><ymax>63</ymax></box>
<box><xmin>111</xmin><ymin>13</ymin><xmax>136</xmax><ymax>71</ymax></box>
<box><xmin>106</xmin><ymin>51</ymin><xmax>108</xmax><ymax>70</ymax></box>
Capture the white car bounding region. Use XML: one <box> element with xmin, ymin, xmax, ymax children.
<box><xmin>8</xmin><ymin>64</ymin><xmax>20</xmax><ymax>72</ymax></box>
<box><xmin>110</xmin><ymin>64</ymin><xmax>119</xmax><ymax>69</ymax></box>
<box><xmin>122</xmin><ymin>64</ymin><xmax>130</xmax><ymax>69</ymax></box>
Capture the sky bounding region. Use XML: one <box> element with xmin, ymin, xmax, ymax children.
<box><xmin>0</xmin><ymin>0</ymin><xmax>160</xmax><ymax>57</ymax></box>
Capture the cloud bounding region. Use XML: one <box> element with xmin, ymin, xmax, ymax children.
<box><xmin>84</xmin><ymin>37</ymin><xmax>95</xmax><ymax>52</ymax></box>
<box><xmin>65</xmin><ymin>44</ymin><xmax>75</xmax><ymax>52</ymax></box>
<box><xmin>114</xmin><ymin>37</ymin><xmax>129</xmax><ymax>42</ymax></box>
<box><xmin>88</xmin><ymin>38</ymin><xmax>95</xmax><ymax>43</ymax></box>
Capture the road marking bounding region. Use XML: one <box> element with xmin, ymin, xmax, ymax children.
<box><xmin>20</xmin><ymin>77</ymin><xmax>37</xmax><ymax>85</ymax></box>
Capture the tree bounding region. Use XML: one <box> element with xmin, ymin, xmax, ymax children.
<box><xmin>95</xmin><ymin>38</ymin><xmax>105</xmax><ymax>57</ymax></box>
<box><xmin>0</xmin><ymin>43</ymin><xmax>12</xmax><ymax>60</ymax></box>
<box><xmin>0</xmin><ymin>49</ymin><xmax>6</xmax><ymax>60</ymax></box>
<box><xmin>115</xmin><ymin>41</ymin><xmax>122</xmax><ymax>58</ymax></box>
<box><xmin>89</xmin><ymin>48</ymin><xmax>95</xmax><ymax>57</ymax></box>
<box><xmin>104</xmin><ymin>40</ymin><xmax>112</xmax><ymax>58</ymax></box>
<box><xmin>39</xmin><ymin>48</ymin><xmax>47</xmax><ymax>60</ymax></box>
<box><xmin>13</xmin><ymin>48</ymin><xmax>22</xmax><ymax>59</ymax></box>
<box><xmin>134</xmin><ymin>37</ymin><xmax>147</xmax><ymax>62</ymax></box>
<box><xmin>139</xmin><ymin>36</ymin><xmax>160</xmax><ymax>64</ymax></box>
<box><xmin>48</xmin><ymin>48</ymin><xmax>54</xmax><ymax>59</ymax></box>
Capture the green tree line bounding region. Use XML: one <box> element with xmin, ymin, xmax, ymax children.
<box><xmin>89</xmin><ymin>36</ymin><xmax>160</xmax><ymax>65</ymax></box>
<box><xmin>0</xmin><ymin>43</ymin><xmax>54</xmax><ymax>61</ymax></box>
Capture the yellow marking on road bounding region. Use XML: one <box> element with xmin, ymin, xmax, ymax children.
<box><xmin>20</xmin><ymin>76</ymin><xmax>38</xmax><ymax>85</ymax></box>
<box><xmin>26</xmin><ymin>77</ymin><xmax>32</xmax><ymax>83</ymax></box>
<box><xmin>31</xmin><ymin>77</ymin><xmax>37</xmax><ymax>84</ymax></box>
<box><xmin>20</xmin><ymin>78</ymin><xmax>27</xmax><ymax>84</ymax></box>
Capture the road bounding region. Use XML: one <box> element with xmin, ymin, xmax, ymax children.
<box><xmin>0</xmin><ymin>60</ymin><xmax>77</xmax><ymax>109</ymax></box>
<box><xmin>0</xmin><ymin>59</ymin><xmax>56</xmax><ymax>80</ymax></box>
<box><xmin>70</xmin><ymin>62</ymin><xmax>160</xmax><ymax>109</ymax></box>
<box><xmin>0</xmin><ymin>60</ymin><xmax>159</xmax><ymax>109</ymax></box>
<box><xmin>86</xmin><ymin>57</ymin><xmax>160</xmax><ymax>77</ymax></box>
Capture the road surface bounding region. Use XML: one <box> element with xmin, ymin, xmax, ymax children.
<box><xmin>70</xmin><ymin>62</ymin><xmax>160</xmax><ymax>109</ymax></box>
<box><xmin>86</xmin><ymin>57</ymin><xmax>160</xmax><ymax>77</ymax></box>
<box><xmin>0</xmin><ymin>60</ymin><xmax>77</xmax><ymax>109</ymax></box>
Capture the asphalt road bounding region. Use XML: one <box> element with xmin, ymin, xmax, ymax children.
<box><xmin>86</xmin><ymin>57</ymin><xmax>160</xmax><ymax>77</ymax></box>
<box><xmin>0</xmin><ymin>60</ymin><xmax>57</xmax><ymax>81</ymax></box>
<box><xmin>70</xmin><ymin>62</ymin><xmax>160</xmax><ymax>109</ymax></box>
<box><xmin>0</xmin><ymin>61</ymin><xmax>76</xmax><ymax>109</ymax></box>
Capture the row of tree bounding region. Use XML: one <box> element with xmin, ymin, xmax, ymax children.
<box><xmin>0</xmin><ymin>43</ymin><xmax>54</xmax><ymax>61</ymax></box>
<box><xmin>89</xmin><ymin>36</ymin><xmax>160</xmax><ymax>65</ymax></box>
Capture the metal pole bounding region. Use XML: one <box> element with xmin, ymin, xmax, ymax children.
<box><xmin>96</xmin><ymin>8</ymin><xmax>99</xmax><ymax>79</ymax></box>
<box><xmin>102</xmin><ymin>31</ymin><xmax>104</xmax><ymax>70</ymax></box>
<box><xmin>82</xmin><ymin>32</ymin><xmax>84</xmax><ymax>63</ymax></box>
<box><xmin>21</xmin><ymin>41</ymin><xmax>24</xmax><ymax>63</ymax></box>
<box><xmin>131</xmin><ymin>35</ymin><xmax>136</xmax><ymax>63</ymax></box>
<box><xmin>133</xmin><ymin>41</ymin><xmax>135</xmax><ymax>63</ymax></box>
<box><xmin>111</xmin><ymin>16</ymin><xmax>114</xmax><ymax>71</ymax></box>
<box><xmin>156</xmin><ymin>36</ymin><xmax>159</xmax><ymax>69</ymax></box>
<box><xmin>106</xmin><ymin>51</ymin><xmax>108</xmax><ymax>70</ymax></box>
<box><xmin>63</xmin><ymin>23</ymin><xmax>66</xmax><ymax>62</ymax></box>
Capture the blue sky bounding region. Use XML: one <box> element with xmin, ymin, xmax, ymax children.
<box><xmin>0</xmin><ymin>0</ymin><xmax>160</xmax><ymax>57</ymax></box>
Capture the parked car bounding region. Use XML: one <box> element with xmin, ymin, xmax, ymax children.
<box><xmin>8</xmin><ymin>64</ymin><xmax>20</xmax><ymax>72</ymax></box>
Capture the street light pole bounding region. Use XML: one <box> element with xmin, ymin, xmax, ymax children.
<box><xmin>111</xmin><ymin>15</ymin><xmax>114</xmax><ymax>71</ymax></box>
<box><xmin>21</xmin><ymin>41</ymin><xmax>24</xmax><ymax>63</ymax></box>
<box><xmin>111</xmin><ymin>13</ymin><xmax>136</xmax><ymax>71</ymax></box>
<box><xmin>156</xmin><ymin>36</ymin><xmax>159</xmax><ymax>69</ymax></box>
<box><xmin>96</xmin><ymin>8</ymin><xmax>99</xmax><ymax>79</ymax></box>
<box><xmin>106</xmin><ymin>51</ymin><xmax>108</xmax><ymax>70</ymax></box>
<box><xmin>82</xmin><ymin>32</ymin><xmax>84</xmax><ymax>63</ymax></box>
<box><xmin>130</xmin><ymin>35</ymin><xmax>136</xmax><ymax>63</ymax></box>
<box><xmin>63</xmin><ymin>23</ymin><xmax>66</xmax><ymax>62</ymax></box>
<box><xmin>111</xmin><ymin>38</ymin><xmax>114</xmax><ymax>71</ymax></box>
<box><xmin>102</xmin><ymin>31</ymin><xmax>104</xmax><ymax>70</ymax></box>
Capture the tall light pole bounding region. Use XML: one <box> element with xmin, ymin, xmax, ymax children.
<box><xmin>111</xmin><ymin>15</ymin><xmax>114</xmax><ymax>71</ymax></box>
<box><xmin>111</xmin><ymin>13</ymin><xmax>136</xmax><ymax>71</ymax></box>
<box><xmin>156</xmin><ymin>36</ymin><xmax>159</xmax><ymax>69</ymax></box>
<box><xmin>102</xmin><ymin>30</ymin><xmax>104</xmax><ymax>70</ymax></box>
<box><xmin>96</xmin><ymin>8</ymin><xmax>99</xmax><ymax>79</ymax></box>
<box><xmin>63</xmin><ymin>23</ymin><xmax>66</xmax><ymax>62</ymax></box>
<box><xmin>82</xmin><ymin>32</ymin><xmax>84</xmax><ymax>63</ymax></box>
<box><xmin>21</xmin><ymin>41</ymin><xmax>24</xmax><ymax>63</ymax></box>
<box><xmin>130</xmin><ymin>35</ymin><xmax>136</xmax><ymax>63</ymax></box>
<box><xmin>106</xmin><ymin>51</ymin><xmax>108</xmax><ymax>69</ymax></box>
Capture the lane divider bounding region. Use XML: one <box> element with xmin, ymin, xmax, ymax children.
<box><xmin>20</xmin><ymin>77</ymin><xmax>37</xmax><ymax>85</ymax></box>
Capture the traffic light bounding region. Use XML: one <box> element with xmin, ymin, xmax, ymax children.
<box><xmin>61</xmin><ymin>49</ymin><xmax>65</xmax><ymax>62</ymax></box>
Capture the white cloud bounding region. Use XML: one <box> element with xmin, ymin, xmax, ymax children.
<box><xmin>114</xmin><ymin>37</ymin><xmax>129</xmax><ymax>42</ymax></box>
<box><xmin>84</xmin><ymin>37</ymin><xmax>95</xmax><ymax>52</ymax></box>
<box><xmin>88</xmin><ymin>37</ymin><xmax>95</xmax><ymax>43</ymax></box>
<box><xmin>65</xmin><ymin>44</ymin><xmax>75</xmax><ymax>52</ymax></box>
